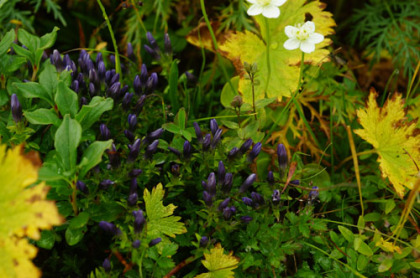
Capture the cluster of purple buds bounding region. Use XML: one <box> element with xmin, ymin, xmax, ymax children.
<box><xmin>76</xmin><ymin>180</ymin><xmax>89</xmax><ymax>194</ymax></box>
<box><xmin>222</xmin><ymin>206</ymin><xmax>236</xmax><ymax>220</ymax></box>
<box><xmin>11</xmin><ymin>94</ymin><xmax>22</xmax><ymax>123</ymax></box>
<box><xmin>133</xmin><ymin>209</ymin><xmax>145</xmax><ymax>233</ymax></box>
<box><xmin>144</xmin><ymin>32</ymin><xmax>172</xmax><ymax>61</ymax></box>
<box><xmin>202</xmin><ymin>172</ymin><xmax>217</xmax><ymax>206</ymax></box>
<box><xmin>251</xmin><ymin>192</ymin><xmax>264</xmax><ymax>207</ymax></box>
<box><xmin>127</xmin><ymin>139</ymin><xmax>141</xmax><ymax>162</ymax></box>
<box><xmin>50</xmin><ymin>49</ymin><xmax>76</xmax><ymax>72</ymax></box>
<box><xmin>99</xmin><ymin>221</ymin><xmax>121</xmax><ymax>236</ymax></box>
<box><xmin>227</xmin><ymin>139</ymin><xmax>254</xmax><ymax>160</ymax></box>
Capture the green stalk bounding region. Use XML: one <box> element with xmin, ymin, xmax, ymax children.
<box><xmin>292</xmin><ymin>97</ymin><xmax>321</xmax><ymax>148</ymax></box>
<box><xmin>264</xmin><ymin>18</ymin><xmax>271</xmax><ymax>96</ymax></box>
<box><xmin>199</xmin><ymin>0</ymin><xmax>236</xmax><ymax>94</ymax></box>
<box><xmin>97</xmin><ymin>0</ymin><xmax>122</xmax><ymax>77</ymax></box>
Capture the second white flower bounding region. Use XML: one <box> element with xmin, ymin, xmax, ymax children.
<box><xmin>283</xmin><ymin>21</ymin><xmax>324</xmax><ymax>53</ymax></box>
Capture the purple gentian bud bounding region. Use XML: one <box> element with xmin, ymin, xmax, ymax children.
<box><xmin>144</xmin><ymin>44</ymin><xmax>160</xmax><ymax>60</ymax></box>
<box><xmin>185</xmin><ymin>71</ymin><xmax>196</xmax><ymax>83</ymax></box>
<box><xmin>76</xmin><ymin>181</ymin><xmax>89</xmax><ymax>194</ymax></box>
<box><xmin>203</xmin><ymin>191</ymin><xmax>213</xmax><ymax>206</ymax></box>
<box><xmin>127</xmin><ymin>42</ymin><xmax>134</xmax><ymax>60</ymax></box>
<box><xmin>132</xmin><ymin>239</ymin><xmax>141</xmax><ymax>249</ymax></box>
<box><xmin>240</xmin><ymin>216</ymin><xmax>253</xmax><ymax>223</ymax></box>
<box><xmin>51</xmin><ymin>49</ymin><xmax>64</xmax><ymax>71</ymax></box>
<box><xmin>145</xmin><ymin>139</ymin><xmax>159</xmax><ymax>158</ymax></box>
<box><xmin>105</xmin><ymin>70</ymin><xmax>113</xmax><ymax>85</ymax></box>
<box><xmin>171</xmin><ymin>164</ymin><xmax>180</xmax><ymax>175</ymax></box>
<box><xmin>251</xmin><ymin>192</ymin><xmax>264</xmax><ymax>206</ymax></box>
<box><xmin>272</xmin><ymin>189</ymin><xmax>281</xmax><ymax>203</ymax></box>
<box><xmin>242</xmin><ymin>197</ymin><xmax>253</xmax><ymax>206</ymax></box>
<box><xmin>202</xmin><ymin>134</ymin><xmax>211</xmax><ymax>151</ymax></box>
<box><xmin>71</xmin><ymin>80</ymin><xmax>79</xmax><ymax>93</ymax></box>
<box><xmin>145</xmin><ymin>72</ymin><xmax>158</xmax><ymax>93</ymax></box>
<box><xmin>267</xmin><ymin>171</ymin><xmax>274</xmax><ymax>184</ymax></box>
<box><xmin>128</xmin><ymin>192</ymin><xmax>138</xmax><ymax>206</ymax></box>
<box><xmin>128</xmin><ymin>139</ymin><xmax>141</xmax><ymax>162</ymax></box>
<box><xmin>193</xmin><ymin>122</ymin><xmax>202</xmax><ymax>142</ymax></box>
<box><xmin>130</xmin><ymin>178</ymin><xmax>138</xmax><ymax>193</ymax></box>
<box><xmin>277</xmin><ymin>144</ymin><xmax>288</xmax><ymax>172</ymax></box>
<box><xmin>99</xmin><ymin>123</ymin><xmax>111</xmax><ymax>140</ymax></box>
<box><xmin>63</xmin><ymin>54</ymin><xmax>72</xmax><ymax>67</ymax></box>
<box><xmin>227</xmin><ymin>147</ymin><xmax>239</xmax><ymax>159</ymax></box>
<box><xmin>218</xmin><ymin>197</ymin><xmax>231</xmax><ymax>211</ymax></box>
<box><xmin>128</xmin><ymin>114</ymin><xmax>137</xmax><ymax>130</ymax></box>
<box><xmin>222</xmin><ymin>173</ymin><xmax>233</xmax><ymax>193</ymax></box>
<box><xmin>129</xmin><ymin>169</ymin><xmax>143</xmax><ymax>178</ymax></box>
<box><xmin>217</xmin><ymin>161</ymin><xmax>225</xmax><ymax>183</ymax></box>
<box><xmin>149</xmin><ymin>237</ymin><xmax>162</xmax><ymax>247</ymax></box>
<box><xmin>99</xmin><ymin>221</ymin><xmax>121</xmax><ymax>235</ymax></box>
<box><xmin>11</xmin><ymin>94</ymin><xmax>22</xmax><ymax>123</ymax></box>
<box><xmin>122</xmin><ymin>93</ymin><xmax>134</xmax><ymax>110</ymax></box>
<box><xmin>239</xmin><ymin>173</ymin><xmax>257</xmax><ymax>193</ymax></box>
<box><xmin>102</xmin><ymin>258</ymin><xmax>111</xmax><ymax>272</ymax></box>
<box><xmin>98</xmin><ymin>61</ymin><xmax>106</xmax><ymax>80</ymax></box>
<box><xmin>223</xmin><ymin>206</ymin><xmax>234</xmax><ymax>220</ymax></box>
<box><xmin>133</xmin><ymin>209</ymin><xmax>145</xmax><ymax>233</ymax></box>
<box><xmin>108</xmin><ymin>82</ymin><xmax>121</xmax><ymax>98</ymax></box>
<box><xmin>146</xmin><ymin>128</ymin><xmax>164</xmax><ymax>142</ymax></box>
<box><xmin>121</xmin><ymin>85</ymin><xmax>129</xmax><ymax>95</ymax></box>
<box><xmin>107</xmin><ymin>144</ymin><xmax>121</xmax><ymax>168</ymax></box>
<box><xmin>199</xmin><ymin>236</ymin><xmax>209</xmax><ymax>247</ymax></box>
<box><xmin>239</xmin><ymin>139</ymin><xmax>253</xmax><ymax>154</ymax></box>
<box><xmin>164</xmin><ymin>33</ymin><xmax>172</xmax><ymax>55</ymax></box>
<box><xmin>109</xmin><ymin>55</ymin><xmax>115</xmax><ymax>67</ymax></box>
<box><xmin>89</xmin><ymin>69</ymin><xmax>99</xmax><ymax>85</ymax></box>
<box><xmin>211</xmin><ymin>129</ymin><xmax>223</xmax><ymax>148</ymax></box>
<box><xmin>133</xmin><ymin>75</ymin><xmax>142</xmax><ymax>94</ymax></box>
<box><xmin>146</xmin><ymin>32</ymin><xmax>159</xmax><ymax>50</ymax></box>
<box><xmin>80</xmin><ymin>97</ymin><xmax>88</xmax><ymax>107</ymax></box>
<box><xmin>96</xmin><ymin>52</ymin><xmax>103</xmax><ymax>64</ymax></box>
<box><xmin>248</xmin><ymin>142</ymin><xmax>262</xmax><ymax>161</ymax></box>
<box><xmin>89</xmin><ymin>82</ymin><xmax>96</xmax><ymax>97</ymax></box>
<box><xmin>140</xmin><ymin>64</ymin><xmax>148</xmax><ymax>84</ymax></box>
<box><xmin>110</xmin><ymin>73</ymin><xmax>120</xmax><ymax>85</ymax></box>
<box><xmin>135</xmin><ymin>94</ymin><xmax>147</xmax><ymax>114</ymax></box>
<box><xmin>290</xmin><ymin>180</ymin><xmax>300</xmax><ymax>185</ymax></box>
<box><xmin>209</xmin><ymin>119</ymin><xmax>218</xmax><ymax>135</ymax></box>
<box><xmin>309</xmin><ymin>186</ymin><xmax>319</xmax><ymax>201</ymax></box>
<box><xmin>206</xmin><ymin>172</ymin><xmax>216</xmax><ymax>195</ymax></box>
<box><xmin>183</xmin><ymin>141</ymin><xmax>192</xmax><ymax>158</ymax></box>
<box><xmin>100</xmin><ymin>179</ymin><xmax>114</xmax><ymax>190</ymax></box>
<box><xmin>124</xmin><ymin>129</ymin><xmax>135</xmax><ymax>142</ymax></box>
<box><xmin>168</xmin><ymin>146</ymin><xmax>181</xmax><ymax>156</ymax></box>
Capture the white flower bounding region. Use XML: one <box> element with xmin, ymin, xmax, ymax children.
<box><xmin>246</xmin><ymin>0</ymin><xmax>287</xmax><ymax>18</ymax></box>
<box><xmin>283</xmin><ymin>21</ymin><xmax>324</xmax><ymax>53</ymax></box>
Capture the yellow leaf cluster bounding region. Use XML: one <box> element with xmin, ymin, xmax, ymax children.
<box><xmin>195</xmin><ymin>243</ymin><xmax>239</xmax><ymax>278</ymax></box>
<box><xmin>354</xmin><ymin>89</ymin><xmax>420</xmax><ymax>197</ymax></box>
<box><xmin>0</xmin><ymin>144</ymin><xmax>63</xmax><ymax>278</ymax></box>
<box><xmin>187</xmin><ymin>0</ymin><xmax>335</xmax><ymax>104</ymax></box>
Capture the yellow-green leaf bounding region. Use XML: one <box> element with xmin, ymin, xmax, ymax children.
<box><xmin>143</xmin><ymin>183</ymin><xmax>186</xmax><ymax>239</ymax></box>
<box><xmin>195</xmin><ymin>243</ymin><xmax>239</xmax><ymax>278</ymax></box>
<box><xmin>354</xmin><ymin>89</ymin><xmax>420</xmax><ymax>197</ymax></box>
<box><xmin>187</xmin><ymin>0</ymin><xmax>335</xmax><ymax>104</ymax></box>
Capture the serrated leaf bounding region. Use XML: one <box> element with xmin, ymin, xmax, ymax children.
<box><xmin>0</xmin><ymin>144</ymin><xmax>62</xmax><ymax>278</ymax></box>
<box><xmin>187</xmin><ymin>0</ymin><xmax>335</xmax><ymax>104</ymax></box>
<box><xmin>143</xmin><ymin>183</ymin><xmax>186</xmax><ymax>239</ymax></box>
<box><xmin>195</xmin><ymin>243</ymin><xmax>239</xmax><ymax>278</ymax></box>
<box><xmin>354</xmin><ymin>89</ymin><xmax>420</xmax><ymax>197</ymax></box>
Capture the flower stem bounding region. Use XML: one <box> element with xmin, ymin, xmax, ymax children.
<box><xmin>264</xmin><ymin>18</ymin><xmax>271</xmax><ymax>97</ymax></box>
<box><xmin>97</xmin><ymin>0</ymin><xmax>122</xmax><ymax>77</ymax></box>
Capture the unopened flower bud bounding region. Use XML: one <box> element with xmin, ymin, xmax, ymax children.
<box><xmin>248</xmin><ymin>142</ymin><xmax>262</xmax><ymax>161</ymax></box>
<box><xmin>128</xmin><ymin>139</ymin><xmax>141</xmax><ymax>162</ymax></box>
<box><xmin>128</xmin><ymin>114</ymin><xmax>137</xmax><ymax>130</ymax></box>
<box><xmin>145</xmin><ymin>139</ymin><xmax>159</xmax><ymax>158</ymax></box>
<box><xmin>251</xmin><ymin>191</ymin><xmax>264</xmax><ymax>206</ymax></box>
<box><xmin>239</xmin><ymin>173</ymin><xmax>257</xmax><ymax>193</ymax></box>
<box><xmin>183</xmin><ymin>141</ymin><xmax>192</xmax><ymax>158</ymax></box>
<box><xmin>203</xmin><ymin>191</ymin><xmax>213</xmax><ymax>206</ymax></box>
<box><xmin>217</xmin><ymin>161</ymin><xmax>226</xmax><ymax>183</ymax></box>
<box><xmin>133</xmin><ymin>210</ymin><xmax>145</xmax><ymax>233</ymax></box>
<box><xmin>209</xmin><ymin>119</ymin><xmax>218</xmax><ymax>135</ymax></box>
<box><xmin>11</xmin><ymin>94</ymin><xmax>22</xmax><ymax>123</ymax></box>
<box><xmin>277</xmin><ymin>144</ymin><xmax>288</xmax><ymax>173</ymax></box>
<box><xmin>100</xmin><ymin>124</ymin><xmax>111</xmax><ymax>140</ymax></box>
<box><xmin>193</xmin><ymin>122</ymin><xmax>202</xmax><ymax>142</ymax></box>
<box><xmin>222</xmin><ymin>173</ymin><xmax>233</xmax><ymax>193</ymax></box>
<box><xmin>132</xmin><ymin>239</ymin><xmax>141</xmax><ymax>248</ymax></box>
<box><xmin>240</xmin><ymin>216</ymin><xmax>253</xmax><ymax>223</ymax></box>
<box><xmin>218</xmin><ymin>197</ymin><xmax>231</xmax><ymax>211</ymax></box>
<box><xmin>100</xmin><ymin>179</ymin><xmax>114</xmax><ymax>190</ymax></box>
<box><xmin>267</xmin><ymin>171</ymin><xmax>274</xmax><ymax>184</ymax></box>
<box><xmin>231</xmin><ymin>95</ymin><xmax>243</xmax><ymax>108</ymax></box>
<box><xmin>102</xmin><ymin>258</ymin><xmax>111</xmax><ymax>272</ymax></box>
<box><xmin>240</xmin><ymin>139</ymin><xmax>253</xmax><ymax>154</ymax></box>
<box><xmin>211</xmin><ymin>129</ymin><xmax>223</xmax><ymax>148</ymax></box>
<box><xmin>272</xmin><ymin>189</ymin><xmax>281</xmax><ymax>203</ymax></box>
<box><xmin>146</xmin><ymin>32</ymin><xmax>159</xmax><ymax>50</ymax></box>
<box><xmin>133</xmin><ymin>75</ymin><xmax>142</xmax><ymax>94</ymax></box>
<box><xmin>199</xmin><ymin>236</ymin><xmax>209</xmax><ymax>247</ymax></box>
<box><xmin>149</xmin><ymin>237</ymin><xmax>162</xmax><ymax>247</ymax></box>
<box><xmin>202</xmin><ymin>134</ymin><xmax>211</xmax><ymax>151</ymax></box>
<box><xmin>128</xmin><ymin>192</ymin><xmax>138</xmax><ymax>206</ymax></box>
<box><xmin>242</xmin><ymin>197</ymin><xmax>253</xmax><ymax>206</ymax></box>
<box><xmin>124</xmin><ymin>129</ymin><xmax>135</xmax><ymax>142</ymax></box>
<box><xmin>76</xmin><ymin>181</ymin><xmax>89</xmax><ymax>194</ymax></box>
<box><xmin>164</xmin><ymin>33</ymin><xmax>172</xmax><ymax>55</ymax></box>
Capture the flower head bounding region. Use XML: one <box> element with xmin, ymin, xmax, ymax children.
<box><xmin>283</xmin><ymin>21</ymin><xmax>324</xmax><ymax>53</ymax></box>
<box><xmin>247</xmin><ymin>0</ymin><xmax>286</xmax><ymax>18</ymax></box>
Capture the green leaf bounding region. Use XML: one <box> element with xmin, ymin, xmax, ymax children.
<box><xmin>356</xmin><ymin>254</ymin><xmax>368</xmax><ymax>271</ymax></box>
<box><xmin>357</xmin><ymin>215</ymin><xmax>365</xmax><ymax>232</ymax></box>
<box><xmin>75</xmin><ymin>97</ymin><xmax>113</xmax><ymax>130</ymax></box>
<box><xmin>162</xmin><ymin>123</ymin><xmax>182</xmax><ymax>134</ymax></box>
<box><xmin>180</xmin><ymin>129</ymin><xmax>192</xmax><ymax>141</ymax></box>
<box><xmin>24</xmin><ymin>108</ymin><xmax>61</xmax><ymax>126</ymax></box>
<box><xmin>143</xmin><ymin>183</ymin><xmax>186</xmax><ymax>239</ymax></box>
<box><xmin>175</xmin><ymin>108</ymin><xmax>187</xmax><ymax>130</ymax></box>
<box><xmin>363</xmin><ymin>212</ymin><xmax>381</xmax><ymax>222</ymax></box>
<box><xmin>384</xmin><ymin>199</ymin><xmax>395</xmax><ymax>214</ymax></box>
<box><xmin>12</xmin><ymin>44</ymin><xmax>34</xmax><ymax>64</ymax></box>
<box><xmin>13</xmin><ymin>82</ymin><xmax>53</xmax><ymax>104</ymax></box>
<box><xmin>195</xmin><ymin>243</ymin><xmax>239</xmax><ymax>278</ymax></box>
<box><xmin>168</xmin><ymin>60</ymin><xmax>179</xmax><ymax>112</ymax></box>
<box><xmin>378</xmin><ymin>258</ymin><xmax>393</xmax><ymax>272</ymax></box>
<box><xmin>39</xmin><ymin>62</ymin><xmax>58</xmax><ymax>95</ymax></box>
<box><xmin>36</xmin><ymin>230</ymin><xmax>55</xmax><ymax>250</ymax></box>
<box><xmin>55</xmin><ymin>81</ymin><xmax>78</xmax><ymax>117</ymax></box>
<box><xmin>17</xmin><ymin>29</ymin><xmax>40</xmax><ymax>52</ymax></box>
<box><xmin>0</xmin><ymin>29</ymin><xmax>15</xmax><ymax>56</ymax></box>
<box><xmin>354</xmin><ymin>237</ymin><xmax>373</xmax><ymax>256</ymax></box>
<box><xmin>221</xmin><ymin>76</ymin><xmax>240</xmax><ymax>108</ymax></box>
<box><xmin>78</xmin><ymin>140</ymin><xmax>113</xmax><ymax>178</ymax></box>
<box><xmin>65</xmin><ymin>227</ymin><xmax>85</xmax><ymax>246</ymax></box>
<box><xmin>39</xmin><ymin>27</ymin><xmax>59</xmax><ymax>50</ymax></box>
<box><xmin>338</xmin><ymin>225</ymin><xmax>354</xmax><ymax>242</ymax></box>
<box><xmin>0</xmin><ymin>56</ymin><xmax>26</xmax><ymax>74</ymax></box>
<box><xmin>69</xmin><ymin>212</ymin><xmax>90</xmax><ymax>229</ymax></box>
<box><xmin>54</xmin><ymin>115</ymin><xmax>82</xmax><ymax>171</ymax></box>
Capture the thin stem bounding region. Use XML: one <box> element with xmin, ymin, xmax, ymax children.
<box><xmin>97</xmin><ymin>0</ymin><xmax>121</xmax><ymax>77</ymax></box>
<box><xmin>250</xmin><ymin>74</ymin><xmax>257</xmax><ymax>119</ymax></box>
<box><xmin>70</xmin><ymin>179</ymin><xmax>78</xmax><ymax>216</ymax></box>
<box><xmin>264</xmin><ymin>18</ymin><xmax>271</xmax><ymax>96</ymax></box>
<box><xmin>335</xmin><ymin>149</ymin><xmax>377</xmax><ymax>169</ymax></box>
<box><xmin>292</xmin><ymin>97</ymin><xmax>321</xmax><ymax>148</ymax></box>
<box><xmin>199</xmin><ymin>0</ymin><xmax>236</xmax><ymax>94</ymax></box>
<box><xmin>381</xmin><ymin>68</ymin><xmax>399</xmax><ymax>106</ymax></box>
<box><xmin>406</xmin><ymin>60</ymin><xmax>420</xmax><ymax>100</ymax></box>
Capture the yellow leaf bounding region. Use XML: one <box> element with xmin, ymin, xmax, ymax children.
<box><xmin>375</xmin><ymin>237</ymin><xmax>402</xmax><ymax>254</ymax></box>
<box><xmin>195</xmin><ymin>243</ymin><xmax>239</xmax><ymax>278</ymax></box>
<box><xmin>0</xmin><ymin>144</ymin><xmax>63</xmax><ymax>278</ymax></box>
<box><xmin>187</xmin><ymin>0</ymin><xmax>335</xmax><ymax>104</ymax></box>
<box><xmin>354</xmin><ymin>89</ymin><xmax>420</xmax><ymax>197</ymax></box>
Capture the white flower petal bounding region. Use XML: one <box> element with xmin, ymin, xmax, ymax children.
<box><xmin>307</xmin><ymin>33</ymin><xmax>324</xmax><ymax>44</ymax></box>
<box><xmin>272</xmin><ymin>0</ymin><xmax>287</xmax><ymax>6</ymax></box>
<box><xmin>300</xmin><ymin>40</ymin><xmax>315</xmax><ymax>53</ymax></box>
<box><xmin>283</xmin><ymin>38</ymin><xmax>300</xmax><ymax>50</ymax></box>
<box><xmin>247</xmin><ymin>4</ymin><xmax>263</xmax><ymax>16</ymax></box>
<box><xmin>246</xmin><ymin>0</ymin><xmax>257</xmax><ymax>4</ymax></box>
<box><xmin>284</xmin><ymin>26</ymin><xmax>298</xmax><ymax>38</ymax></box>
<box><xmin>303</xmin><ymin>21</ymin><xmax>315</xmax><ymax>33</ymax></box>
<box><xmin>262</xmin><ymin>6</ymin><xmax>280</xmax><ymax>18</ymax></box>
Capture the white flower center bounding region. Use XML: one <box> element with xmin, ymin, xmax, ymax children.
<box><xmin>256</xmin><ymin>0</ymin><xmax>273</xmax><ymax>6</ymax></box>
